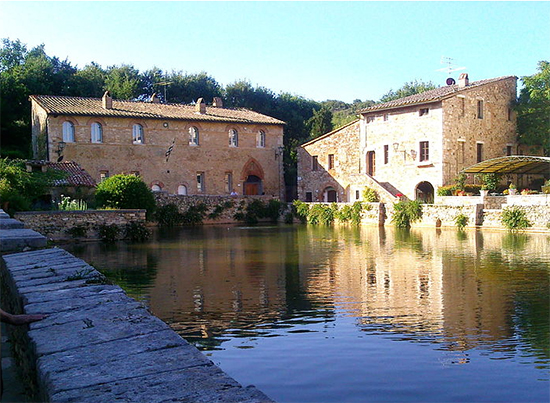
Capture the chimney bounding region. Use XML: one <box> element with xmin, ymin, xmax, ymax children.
<box><xmin>102</xmin><ymin>91</ymin><xmax>112</xmax><ymax>109</ymax></box>
<box><xmin>195</xmin><ymin>98</ymin><xmax>206</xmax><ymax>114</ymax></box>
<box><xmin>213</xmin><ymin>97</ymin><xmax>223</xmax><ymax>108</ymax></box>
<box><xmin>458</xmin><ymin>73</ymin><xmax>469</xmax><ymax>88</ymax></box>
<box><xmin>151</xmin><ymin>93</ymin><xmax>161</xmax><ymax>104</ymax></box>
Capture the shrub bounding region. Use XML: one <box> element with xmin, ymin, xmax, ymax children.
<box><xmin>501</xmin><ymin>206</ymin><xmax>531</xmax><ymax>231</ymax></box>
<box><xmin>362</xmin><ymin>187</ymin><xmax>379</xmax><ymax>202</ymax></box>
<box><xmin>208</xmin><ymin>200</ymin><xmax>234</xmax><ymax>220</ymax></box>
<box><xmin>454</xmin><ymin>213</ymin><xmax>469</xmax><ymax>230</ymax></box>
<box><xmin>124</xmin><ymin>222</ymin><xmax>151</xmax><ymax>242</ymax></box>
<box><xmin>437</xmin><ymin>185</ymin><xmax>455</xmax><ymax>196</ymax></box>
<box><xmin>264</xmin><ymin>199</ymin><xmax>282</xmax><ymax>222</ymax></box>
<box><xmin>477</xmin><ymin>173</ymin><xmax>502</xmax><ymax>191</ymax></box>
<box><xmin>66</xmin><ymin>224</ymin><xmax>89</xmax><ymax>238</ymax></box>
<box><xmin>155</xmin><ymin>204</ymin><xmax>183</xmax><ymax>227</ymax></box>
<box><xmin>391</xmin><ymin>200</ymin><xmax>422</xmax><ymax>228</ymax></box>
<box><xmin>95</xmin><ymin>174</ymin><xmax>156</xmax><ymax>217</ymax></box>
<box><xmin>293</xmin><ymin>200</ymin><xmax>309</xmax><ymax>223</ymax></box>
<box><xmin>454</xmin><ymin>173</ymin><xmax>467</xmax><ymax>191</ymax></box>
<box><xmin>181</xmin><ymin>203</ymin><xmax>208</xmax><ymax>225</ymax></box>
<box><xmin>308</xmin><ymin>204</ymin><xmax>335</xmax><ymax>225</ymax></box>
<box><xmin>97</xmin><ymin>223</ymin><xmax>120</xmax><ymax>242</ymax></box>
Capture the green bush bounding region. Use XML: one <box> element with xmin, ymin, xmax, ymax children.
<box><xmin>308</xmin><ymin>203</ymin><xmax>335</xmax><ymax>225</ymax></box>
<box><xmin>293</xmin><ymin>200</ymin><xmax>309</xmax><ymax>223</ymax></box>
<box><xmin>477</xmin><ymin>173</ymin><xmax>502</xmax><ymax>191</ymax></box>
<box><xmin>392</xmin><ymin>200</ymin><xmax>422</xmax><ymax>228</ymax></box>
<box><xmin>95</xmin><ymin>174</ymin><xmax>156</xmax><ymax>218</ymax></box>
<box><xmin>362</xmin><ymin>187</ymin><xmax>379</xmax><ymax>202</ymax></box>
<box><xmin>155</xmin><ymin>204</ymin><xmax>183</xmax><ymax>227</ymax></box>
<box><xmin>97</xmin><ymin>223</ymin><xmax>120</xmax><ymax>242</ymax></box>
<box><xmin>181</xmin><ymin>203</ymin><xmax>208</xmax><ymax>225</ymax></box>
<box><xmin>501</xmin><ymin>206</ymin><xmax>531</xmax><ymax>231</ymax></box>
<box><xmin>124</xmin><ymin>222</ymin><xmax>151</xmax><ymax>242</ymax></box>
<box><xmin>454</xmin><ymin>213</ymin><xmax>469</xmax><ymax>230</ymax></box>
<box><xmin>66</xmin><ymin>224</ymin><xmax>89</xmax><ymax>238</ymax></box>
<box><xmin>437</xmin><ymin>185</ymin><xmax>455</xmax><ymax>196</ymax></box>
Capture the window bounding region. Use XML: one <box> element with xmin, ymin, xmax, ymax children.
<box><xmin>91</xmin><ymin>122</ymin><xmax>103</xmax><ymax>143</ymax></box>
<box><xmin>477</xmin><ymin>100</ymin><xmax>484</xmax><ymax>119</ymax></box>
<box><xmin>419</xmin><ymin>141</ymin><xmax>430</xmax><ymax>162</ymax></box>
<box><xmin>62</xmin><ymin>121</ymin><xmax>75</xmax><ymax>142</ymax></box>
<box><xmin>229</xmin><ymin>129</ymin><xmax>238</xmax><ymax>147</ymax></box>
<box><xmin>197</xmin><ymin>172</ymin><xmax>205</xmax><ymax>192</ymax></box>
<box><xmin>305</xmin><ymin>192</ymin><xmax>313</xmax><ymax>202</ymax></box>
<box><xmin>225</xmin><ymin>172</ymin><xmax>233</xmax><ymax>193</ymax></box>
<box><xmin>507</xmin><ymin>108</ymin><xmax>512</xmax><ymax>121</ymax></box>
<box><xmin>477</xmin><ymin>143</ymin><xmax>483</xmax><ymax>162</ymax></box>
<box><xmin>383</xmin><ymin>114</ymin><xmax>389</xmax><ymax>122</ymax></box>
<box><xmin>257</xmin><ymin>130</ymin><xmax>265</xmax><ymax>148</ymax></box>
<box><xmin>177</xmin><ymin>185</ymin><xmax>187</xmax><ymax>195</ymax></box>
<box><xmin>312</xmin><ymin>156</ymin><xmax>319</xmax><ymax>171</ymax></box>
<box><xmin>506</xmin><ymin>145</ymin><xmax>513</xmax><ymax>156</ymax></box>
<box><xmin>419</xmin><ymin>108</ymin><xmax>429</xmax><ymax>116</ymax></box>
<box><xmin>366</xmin><ymin>116</ymin><xmax>375</xmax><ymax>123</ymax></box>
<box><xmin>355</xmin><ymin>190</ymin><xmax>360</xmax><ymax>200</ymax></box>
<box><xmin>151</xmin><ymin>184</ymin><xmax>162</xmax><ymax>192</ymax></box>
<box><xmin>189</xmin><ymin>126</ymin><xmax>199</xmax><ymax>146</ymax></box>
<box><xmin>99</xmin><ymin>170</ymin><xmax>109</xmax><ymax>182</ymax></box>
<box><xmin>458</xmin><ymin>141</ymin><xmax>465</xmax><ymax>164</ymax></box>
<box><xmin>328</xmin><ymin>154</ymin><xmax>335</xmax><ymax>169</ymax></box>
<box><xmin>459</xmin><ymin>97</ymin><xmax>465</xmax><ymax>117</ymax></box>
<box><xmin>384</xmin><ymin>145</ymin><xmax>389</xmax><ymax>164</ymax></box>
<box><xmin>133</xmin><ymin>124</ymin><xmax>144</xmax><ymax>144</ymax></box>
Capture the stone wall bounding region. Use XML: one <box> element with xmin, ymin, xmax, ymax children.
<box><xmin>481</xmin><ymin>205</ymin><xmax>550</xmax><ymax>231</ymax></box>
<box><xmin>411</xmin><ymin>204</ymin><xmax>482</xmax><ymax>228</ymax></box>
<box><xmin>14</xmin><ymin>210</ymin><xmax>146</xmax><ymax>240</ymax></box>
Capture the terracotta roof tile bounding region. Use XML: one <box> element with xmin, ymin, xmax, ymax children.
<box><xmin>359</xmin><ymin>76</ymin><xmax>516</xmax><ymax>113</ymax></box>
<box><xmin>27</xmin><ymin>160</ymin><xmax>97</xmax><ymax>187</ymax></box>
<box><xmin>30</xmin><ymin>95</ymin><xmax>285</xmax><ymax>126</ymax></box>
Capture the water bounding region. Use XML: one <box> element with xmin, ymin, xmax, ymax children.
<box><xmin>64</xmin><ymin>225</ymin><xmax>550</xmax><ymax>403</ymax></box>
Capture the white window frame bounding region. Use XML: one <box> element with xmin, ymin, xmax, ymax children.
<box><xmin>91</xmin><ymin>122</ymin><xmax>103</xmax><ymax>143</ymax></box>
<box><xmin>229</xmin><ymin>129</ymin><xmax>238</xmax><ymax>147</ymax></box>
<box><xmin>133</xmin><ymin>124</ymin><xmax>144</xmax><ymax>144</ymax></box>
<box><xmin>257</xmin><ymin>130</ymin><xmax>265</xmax><ymax>148</ymax></box>
<box><xmin>189</xmin><ymin>126</ymin><xmax>199</xmax><ymax>146</ymax></box>
<box><xmin>62</xmin><ymin>121</ymin><xmax>75</xmax><ymax>143</ymax></box>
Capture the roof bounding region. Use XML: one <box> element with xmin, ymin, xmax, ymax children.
<box><xmin>301</xmin><ymin>119</ymin><xmax>360</xmax><ymax>147</ymax></box>
<box><xmin>30</xmin><ymin>95</ymin><xmax>285</xmax><ymax>126</ymax></box>
<box><xmin>359</xmin><ymin>76</ymin><xmax>516</xmax><ymax>113</ymax></box>
<box><xmin>461</xmin><ymin>156</ymin><xmax>550</xmax><ymax>175</ymax></box>
<box><xmin>27</xmin><ymin>160</ymin><xmax>97</xmax><ymax>187</ymax></box>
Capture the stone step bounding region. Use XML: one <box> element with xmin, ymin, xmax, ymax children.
<box><xmin>0</xmin><ymin>229</ymin><xmax>47</xmax><ymax>252</ymax></box>
<box><xmin>0</xmin><ymin>218</ymin><xmax>25</xmax><ymax>229</ymax></box>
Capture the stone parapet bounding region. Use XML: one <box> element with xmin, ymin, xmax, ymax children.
<box><xmin>14</xmin><ymin>210</ymin><xmax>146</xmax><ymax>240</ymax></box>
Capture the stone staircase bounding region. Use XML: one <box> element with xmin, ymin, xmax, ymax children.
<box><xmin>0</xmin><ymin>209</ymin><xmax>47</xmax><ymax>253</ymax></box>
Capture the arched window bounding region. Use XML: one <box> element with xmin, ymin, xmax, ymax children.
<box><xmin>62</xmin><ymin>121</ymin><xmax>75</xmax><ymax>142</ymax></box>
<box><xmin>177</xmin><ymin>185</ymin><xmax>188</xmax><ymax>195</ymax></box>
<box><xmin>189</xmin><ymin>126</ymin><xmax>199</xmax><ymax>146</ymax></box>
<box><xmin>257</xmin><ymin>130</ymin><xmax>265</xmax><ymax>148</ymax></box>
<box><xmin>133</xmin><ymin>124</ymin><xmax>144</xmax><ymax>144</ymax></box>
<box><xmin>91</xmin><ymin>122</ymin><xmax>103</xmax><ymax>143</ymax></box>
<box><xmin>151</xmin><ymin>184</ymin><xmax>162</xmax><ymax>192</ymax></box>
<box><xmin>229</xmin><ymin>129</ymin><xmax>238</xmax><ymax>147</ymax></box>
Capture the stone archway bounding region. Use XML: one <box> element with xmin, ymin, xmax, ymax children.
<box><xmin>415</xmin><ymin>181</ymin><xmax>434</xmax><ymax>203</ymax></box>
<box><xmin>241</xmin><ymin>158</ymin><xmax>265</xmax><ymax>196</ymax></box>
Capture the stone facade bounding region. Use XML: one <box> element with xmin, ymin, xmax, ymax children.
<box><xmin>298</xmin><ymin>75</ymin><xmax>518</xmax><ymax>202</ymax></box>
<box><xmin>30</xmin><ymin>95</ymin><xmax>285</xmax><ymax>200</ymax></box>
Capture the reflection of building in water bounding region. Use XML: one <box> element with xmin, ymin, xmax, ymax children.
<box><xmin>296</xmin><ymin>226</ymin><xmax>546</xmax><ymax>353</ymax></box>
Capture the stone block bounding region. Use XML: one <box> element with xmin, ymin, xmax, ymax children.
<box><xmin>0</xmin><ymin>229</ymin><xmax>47</xmax><ymax>252</ymax></box>
<box><xmin>0</xmin><ymin>218</ymin><xmax>25</xmax><ymax>229</ymax></box>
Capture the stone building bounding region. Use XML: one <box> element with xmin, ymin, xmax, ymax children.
<box><xmin>30</xmin><ymin>93</ymin><xmax>285</xmax><ymax>198</ymax></box>
<box><xmin>298</xmin><ymin>74</ymin><xmax>518</xmax><ymax>202</ymax></box>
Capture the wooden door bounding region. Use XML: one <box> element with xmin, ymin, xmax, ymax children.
<box><xmin>244</xmin><ymin>183</ymin><xmax>259</xmax><ymax>195</ymax></box>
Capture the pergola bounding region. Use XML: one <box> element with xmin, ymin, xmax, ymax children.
<box><xmin>462</xmin><ymin>156</ymin><xmax>550</xmax><ymax>175</ymax></box>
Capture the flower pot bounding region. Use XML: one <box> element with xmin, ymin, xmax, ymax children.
<box><xmin>542</xmin><ymin>186</ymin><xmax>550</xmax><ymax>195</ymax></box>
<box><xmin>479</xmin><ymin>189</ymin><xmax>489</xmax><ymax>198</ymax></box>
<box><xmin>509</xmin><ymin>189</ymin><xmax>517</xmax><ymax>195</ymax></box>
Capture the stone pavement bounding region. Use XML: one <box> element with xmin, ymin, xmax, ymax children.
<box><xmin>0</xmin><ymin>211</ymin><xmax>273</xmax><ymax>403</ymax></box>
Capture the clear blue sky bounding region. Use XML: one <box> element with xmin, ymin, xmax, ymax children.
<box><xmin>1</xmin><ymin>1</ymin><xmax>548</xmax><ymax>103</ymax></box>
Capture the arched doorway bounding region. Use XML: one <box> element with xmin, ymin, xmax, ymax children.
<box><xmin>244</xmin><ymin>175</ymin><xmax>262</xmax><ymax>195</ymax></box>
<box><xmin>324</xmin><ymin>186</ymin><xmax>337</xmax><ymax>202</ymax></box>
<box><xmin>416</xmin><ymin>181</ymin><xmax>434</xmax><ymax>203</ymax></box>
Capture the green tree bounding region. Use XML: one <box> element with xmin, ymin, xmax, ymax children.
<box><xmin>516</xmin><ymin>61</ymin><xmax>550</xmax><ymax>156</ymax></box>
<box><xmin>379</xmin><ymin>79</ymin><xmax>438</xmax><ymax>103</ymax></box>
<box><xmin>71</xmin><ymin>62</ymin><xmax>106</xmax><ymax>98</ymax></box>
<box><xmin>307</xmin><ymin>105</ymin><xmax>333</xmax><ymax>139</ymax></box>
<box><xmin>104</xmin><ymin>64</ymin><xmax>142</xmax><ymax>100</ymax></box>
<box><xmin>165</xmin><ymin>71</ymin><xmax>222</xmax><ymax>104</ymax></box>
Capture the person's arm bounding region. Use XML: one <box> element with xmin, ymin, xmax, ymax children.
<box><xmin>0</xmin><ymin>308</ymin><xmax>45</xmax><ymax>325</ymax></box>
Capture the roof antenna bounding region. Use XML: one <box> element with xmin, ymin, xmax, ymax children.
<box><xmin>436</xmin><ymin>56</ymin><xmax>466</xmax><ymax>85</ymax></box>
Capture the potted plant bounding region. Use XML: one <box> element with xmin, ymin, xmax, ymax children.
<box><xmin>542</xmin><ymin>179</ymin><xmax>550</xmax><ymax>194</ymax></box>
<box><xmin>508</xmin><ymin>183</ymin><xmax>517</xmax><ymax>195</ymax></box>
<box><xmin>477</xmin><ymin>173</ymin><xmax>501</xmax><ymax>198</ymax></box>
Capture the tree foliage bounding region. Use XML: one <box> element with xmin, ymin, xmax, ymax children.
<box><xmin>307</xmin><ymin>105</ymin><xmax>333</xmax><ymax>139</ymax></box>
<box><xmin>516</xmin><ymin>61</ymin><xmax>550</xmax><ymax>156</ymax></box>
<box><xmin>379</xmin><ymin>79</ymin><xmax>438</xmax><ymax>103</ymax></box>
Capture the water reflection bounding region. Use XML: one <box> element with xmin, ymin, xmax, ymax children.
<box><xmin>64</xmin><ymin>225</ymin><xmax>550</xmax><ymax>401</ymax></box>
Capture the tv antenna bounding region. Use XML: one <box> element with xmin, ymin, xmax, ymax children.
<box><xmin>154</xmin><ymin>81</ymin><xmax>172</xmax><ymax>103</ymax></box>
<box><xmin>436</xmin><ymin>56</ymin><xmax>466</xmax><ymax>76</ymax></box>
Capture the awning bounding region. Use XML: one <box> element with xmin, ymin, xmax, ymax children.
<box><xmin>461</xmin><ymin>155</ymin><xmax>550</xmax><ymax>175</ymax></box>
